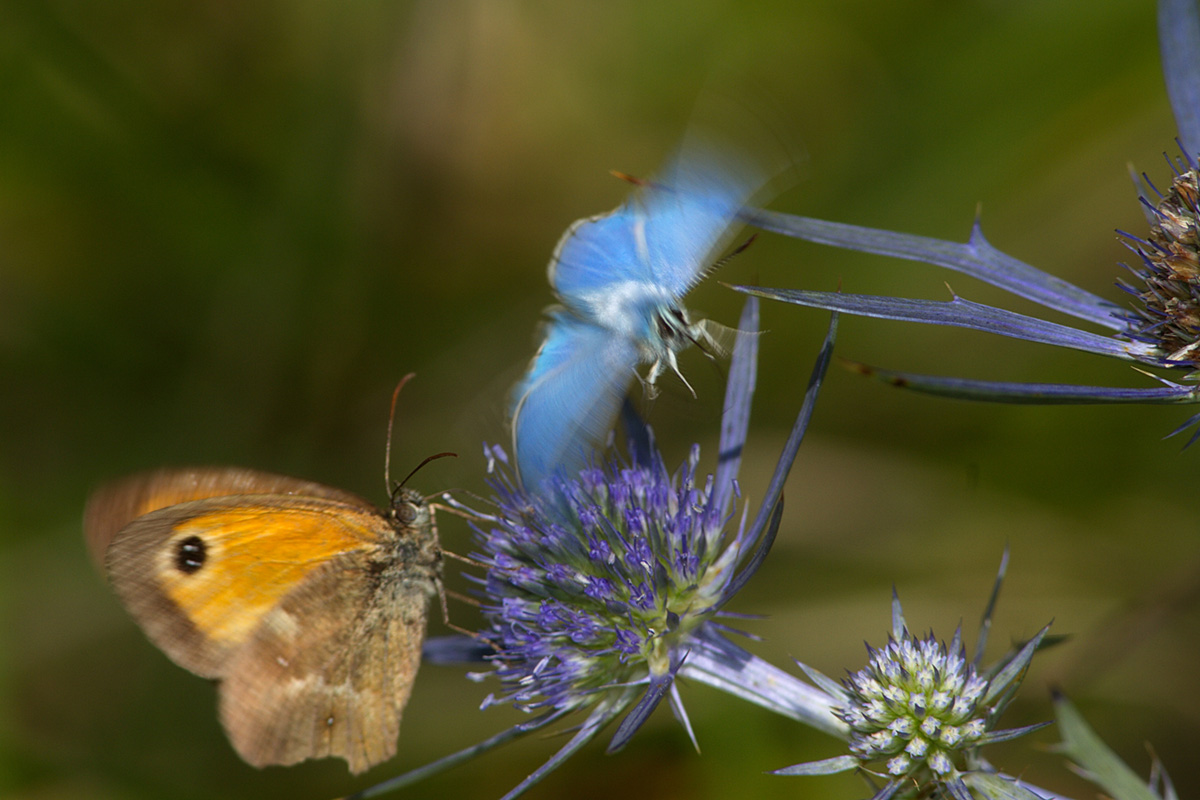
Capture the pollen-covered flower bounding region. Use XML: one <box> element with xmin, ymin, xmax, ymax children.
<box><xmin>733</xmin><ymin>0</ymin><xmax>1200</xmax><ymax>441</ymax></box>
<box><xmin>355</xmin><ymin>298</ymin><xmax>843</xmax><ymax>800</ymax></box>
<box><xmin>840</xmin><ymin>632</ymin><xmax>991</xmax><ymax>778</ymax></box>
<box><xmin>777</xmin><ymin>557</ymin><xmax>1052</xmax><ymax>800</ymax></box>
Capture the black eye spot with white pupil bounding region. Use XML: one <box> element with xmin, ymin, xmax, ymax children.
<box><xmin>175</xmin><ymin>535</ymin><xmax>207</xmax><ymax>574</ymax></box>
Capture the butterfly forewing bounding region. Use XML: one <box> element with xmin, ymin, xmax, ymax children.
<box><xmin>637</xmin><ymin>144</ymin><xmax>769</xmax><ymax>294</ymax></box>
<box><xmin>104</xmin><ymin>494</ymin><xmax>400</xmax><ymax>679</ymax></box>
<box><xmin>511</xmin><ymin>311</ymin><xmax>638</xmax><ymax>486</ymax></box>
<box><xmin>548</xmin><ymin>139</ymin><xmax>771</xmax><ymax>302</ymax></box>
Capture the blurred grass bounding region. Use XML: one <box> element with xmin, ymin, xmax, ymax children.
<box><xmin>2</xmin><ymin>1</ymin><xmax>1196</xmax><ymax>798</ymax></box>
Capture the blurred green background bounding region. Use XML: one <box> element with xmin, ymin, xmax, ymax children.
<box><xmin>3</xmin><ymin>0</ymin><xmax>1197</xmax><ymax>798</ymax></box>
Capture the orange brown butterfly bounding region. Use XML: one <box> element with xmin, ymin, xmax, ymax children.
<box><xmin>83</xmin><ymin>375</ymin><xmax>451</xmax><ymax>774</ymax></box>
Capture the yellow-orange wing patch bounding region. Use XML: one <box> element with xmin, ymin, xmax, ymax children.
<box><xmin>84</xmin><ymin>467</ymin><xmax>375</xmax><ymax>568</ymax></box>
<box><xmin>102</xmin><ymin>492</ymin><xmax>392</xmax><ymax>678</ymax></box>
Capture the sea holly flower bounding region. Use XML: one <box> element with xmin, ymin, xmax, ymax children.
<box><xmin>777</xmin><ymin>554</ymin><xmax>1053</xmax><ymax>800</ymax></box>
<box><xmin>734</xmin><ymin>0</ymin><xmax>1200</xmax><ymax>440</ymax></box>
<box><xmin>350</xmin><ymin>297</ymin><xmax>844</xmax><ymax>800</ymax></box>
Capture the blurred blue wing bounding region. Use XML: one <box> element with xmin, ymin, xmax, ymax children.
<box><xmin>513</xmin><ymin>139</ymin><xmax>779</xmax><ymax>489</ymax></box>
<box><xmin>637</xmin><ymin>143</ymin><xmax>772</xmax><ymax>294</ymax></box>
<box><xmin>512</xmin><ymin>310</ymin><xmax>639</xmax><ymax>489</ymax></box>
<box><xmin>550</xmin><ymin>140</ymin><xmax>774</xmax><ymax>301</ymax></box>
<box><xmin>547</xmin><ymin>212</ymin><xmax>648</xmax><ymax>300</ymax></box>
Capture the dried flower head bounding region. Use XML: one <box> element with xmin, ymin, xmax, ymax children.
<box><xmin>732</xmin><ymin>0</ymin><xmax>1200</xmax><ymax>441</ymax></box>
<box><xmin>1123</xmin><ymin>156</ymin><xmax>1200</xmax><ymax>364</ymax></box>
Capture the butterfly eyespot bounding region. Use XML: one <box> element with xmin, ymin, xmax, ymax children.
<box><xmin>175</xmin><ymin>535</ymin><xmax>207</xmax><ymax>574</ymax></box>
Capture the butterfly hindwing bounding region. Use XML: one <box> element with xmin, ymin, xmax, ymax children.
<box><xmin>512</xmin><ymin>310</ymin><xmax>639</xmax><ymax>487</ymax></box>
<box><xmin>219</xmin><ymin>546</ymin><xmax>435</xmax><ymax>774</ymax></box>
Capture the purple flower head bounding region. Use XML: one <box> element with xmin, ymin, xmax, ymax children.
<box><xmin>365</xmin><ymin>299</ymin><xmax>843</xmax><ymax>800</ymax></box>
<box><xmin>475</xmin><ymin>432</ymin><xmax>748</xmax><ymax>718</ymax></box>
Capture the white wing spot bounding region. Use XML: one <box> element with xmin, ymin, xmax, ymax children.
<box><xmin>632</xmin><ymin>217</ymin><xmax>650</xmax><ymax>264</ymax></box>
<box><xmin>266</xmin><ymin>609</ymin><xmax>301</xmax><ymax>641</ymax></box>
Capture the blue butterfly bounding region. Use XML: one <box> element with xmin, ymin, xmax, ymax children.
<box><xmin>511</xmin><ymin>138</ymin><xmax>776</xmax><ymax>489</ymax></box>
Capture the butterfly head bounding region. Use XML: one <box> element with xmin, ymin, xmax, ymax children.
<box><xmin>387</xmin><ymin>484</ymin><xmax>430</xmax><ymax>529</ymax></box>
<box><xmin>650</xmin><ymin>303</ymin><xmax>696</xmax><ymax>352</ymax></box>
<box><xmin>639</xmin><ymin>300</ymin><xmax>731</xmax><ymax>397</ymax></box>
<box><xmin>386</xmin><ymin>445</ymin><xmax>455</xmax><ymax>532</ymax></box>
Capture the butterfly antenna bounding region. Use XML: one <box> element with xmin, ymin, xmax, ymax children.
<box><xmin>384</xmin><ymin>373</ymin><xmax>417</xmax><ymax>495</ymax></box>
<box><xmin>609</xmin><ymin>169</ymin><xmax>649</xmax><ymax>187</ymax></box>
<box><xmin>701</xmin><ymin>233</ymin><xmax>758</xmax><ymax>281</ymax></box>
<box><xmin>398</xmin><ymin>451</ymin><xmax>457</xmax><ymax>490</ymax></box>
